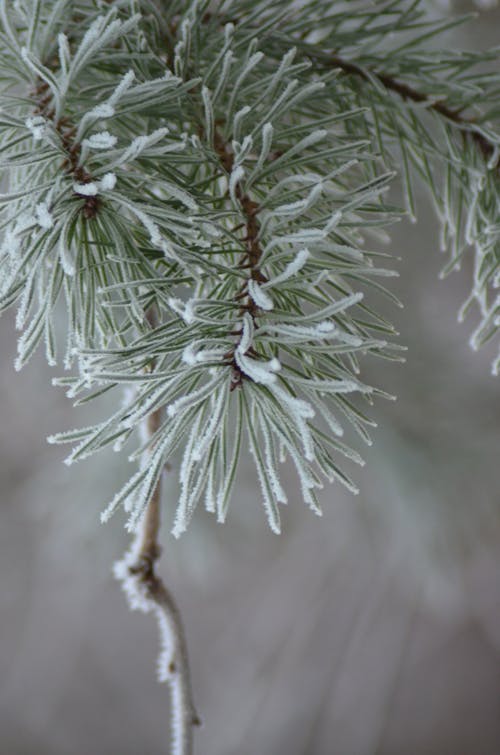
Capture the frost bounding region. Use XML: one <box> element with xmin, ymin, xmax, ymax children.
<box><xmin>238</xmin><ymin>313</ymin><xmax>254</xmax><ymax>354</ymax></box>
<box><xmin>182</xmin><ymin>343</ymin><xmax>226</xmax><ymax>365</ymax></box>
<box><xmin>35</xmin><ymin>202</ymin><xmax>53</xmax><ymax>229</ymax></box>
<box><xmin>271</xmin><ymin>384</ymin><xmax>315</xmax><ymax>461</ymax></box>
<box><xmin>89</xmin><ymin>103</ymin><xmax>115</xmax><ymax>119</ymax></box>
<box><xmin>235</xmin><ymin>350</ymin><xmax>281</xmax><ymax>385</ymax></box>
<box><xmin>25</xmin><ymin>115</ymin><xmax>46</xmax><ymax>141</ymax></box>
<box><xmin>259</xmin><ymin>416</ymin><xmax>288</xmax><ymax>504</ymax></box>
<box><xmin>73</xmin><ymin>181</ymin><xmax>98</xmax><ymax>196</ymax></box>
<box><xmin>263</xmin><ymin>321</ymin><xmax>338</xmax><ymax>342</ymax></box>
<box><xmin>233</xmin><ymin>134</ymin><xmax>253</xmax><ymax>164</ymax></box>
<box><xmin>108</xmin><ymin>69</ymin><xmax>136</xmax><ymax>105</ymax></box>
<box><xmin>83</xmin><ymin>131</ymin><xmax>117</xmax><ymax>150</ymax></box>
<box><xmin>166</xmin><ymin>375</ymin><xmax>224</xmax><ymax>418</ymax></box>
<box><xmin>232</xmin><ymin>105</ymin><xmax>251</xmax><ymax>143</ymax></box>
<box><xmin>272</xmin><ymin>184</ymin><xmax>323</xmax><ymax>217</ymax></box>
<box><xmin>201</xmin><ymin>86</ymin><xmax>214</xmax><ymax>144</ymax></box>
<box><xmin>248</xmin><ymin>279</ymin><xmax>273</xmax><ymax>310</ymax></box>
<box><xmin>118</xmin><ymin>128</ymin><xmax>169</xmax><ymax>164</ymax></box>
<box><xmin>7</xmin><ymin>0</ymin><xmax>484</xmax><ymax>544</ymax></box>
<box><xmin>246</xmin><ymin>124</ymin><xmax>275</xmax><ymax>187</ymax></box>
<box><xmin>269</xmin><ymin>250</ymin><xmax>309</xmax><ymax>287</ymax></box>
<box><xmin>229</xmin><ymin>165</ymin><xmax>245</xmax><ymax>204</ymax></box>
<box><xmin>168</xmin><ymin>297</ymin><xmax>196</xmax><ymax>324</ymax></box>
<box><xmin>99</xmin><ymin>172</ymin><xmax>117</xmax><ymax>191</ymax></box>
<box><xmin>58</xmin><ymin>232</ymin><xmax>75</xmax><ymax>277</ymax></box>
<box><xmin>192</xmin><ymin>387</ymin><xmax>226</xmax><ymax>461</ymax></box>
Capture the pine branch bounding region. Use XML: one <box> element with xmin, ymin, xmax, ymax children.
<box><xmin>2</xmin><ymin>2</ymin><xmax>500</xmax><ymax>751</ymax></box>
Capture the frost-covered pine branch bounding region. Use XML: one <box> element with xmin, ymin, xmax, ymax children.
<box><xmin>1</xmin><ymin>1</ymin><xmax>499</xmax><ymax>751</ymax></box>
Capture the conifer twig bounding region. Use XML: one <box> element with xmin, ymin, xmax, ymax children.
<box><xmin>314</xmin><ymin>52</ymin><xmax>496</xmax><ymax>164</ymax></box>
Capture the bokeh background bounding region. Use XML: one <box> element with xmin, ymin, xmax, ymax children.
<box><xmin>1</xmin><ymin>4</ymin><xmax>499</xmax><ymax>754</ymax></box>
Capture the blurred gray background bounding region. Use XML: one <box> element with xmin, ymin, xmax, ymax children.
<box><xmin>1</xmin><ymin>5</ymin><xmax>499</xmax><ymax>754</ymax></box>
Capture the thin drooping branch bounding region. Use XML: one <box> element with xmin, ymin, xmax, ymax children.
<box><xmin>114</xmin><ymin>310</ymin><xmax>200</xmax><ymax>755</ymax></box>
<box><xmin>313</xmin><ymin>52</ymin><xmax>496</xmax><ymax>164</ymax></box>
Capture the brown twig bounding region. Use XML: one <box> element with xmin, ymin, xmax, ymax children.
<box><xmin>212</xmin><ymin>129</ymin><xmax>268</xmax><ymax>390</ymax></box>
<box><xmin>114</xmin><ymin>309</ymin><xmax>200</xmax><ymax>755</ymax></box>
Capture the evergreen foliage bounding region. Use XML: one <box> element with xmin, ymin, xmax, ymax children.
<box><xmin>1</xmin><ymin>0</ymin><xmax>499</xmax><ymax>537</ymax></box>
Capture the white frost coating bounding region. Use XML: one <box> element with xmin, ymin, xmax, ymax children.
<box><xmin>83</xmin><ymin>131</ymin><xmax>117</xmax><ymax>150</ymax></box>
<box><xmin>247</xmin><ymin>122</ymin><xmax>274</xmax><ymax>186</ymax></box>
<box><xmin>238</xmin><ymin>312</ymin><xmax>254</xmax><ymax>354</ymax></box>
<box><xmin>182</xmin><ymin>344</ymin><xmax>200</xmax><ymax>366</ymax></box>
<box><xmin>263</xmin><ymin>321</ymin><xmax>337</xmax><ymax>341</ymax></box>
<box><xmin>113</xmin><ymin>540</ymin><xmax>193</xmax><ymax>755</ymax></box>
<box><xmin>234</xmin><ymin>351</ymin><xmax>281</xmax><ymax>385</ymax></box>
<box><xmin>247</xmin><ymin>423</ymin><xmax>281</xmax><ymax>534</ymax></box>
<box><xmin>281</xmin><ymin>129</ymin><xmax>328</xmax><ymax>160</ymax></box>
<box><xmin>120</xmin><ymin>203</ymin><xmax>172</xmax><ymax>253</ymax></box>
<box><xmin>58</xmin><ymin>230</ymin><xmax>75</xmax><ymax>276</ymax></box>
<box><xmin>25</xmin><ymin>115</ymin><xmax>46</xmax><ymax>141</ymax></box>
<box><xmin>89</xmin><ymin>103</ymin><xmax>115</xmax><ymax>119</ymax></box>
<box><xmin>58</xmin><ymin>33</ymin><xmax>71</xmax><ymax>77</ymax></box>
<box><xmin>35</xmin><ymin>202</ymin><xmax>53</xmax><ymax>230</ymax></box>
<box><xmin>192</xmin><ymin>388</ymin><xmax>226</xmax><ymax>461</ymax></box>
<box><xmin>73</xmin><ymin>181</ymin><xmax>98</xmax><ymax>196</ymax></box>
<box><xmin>99</xmin><ymin>172</ymin><xmax>117</xmax><ymax>191</ymax></box>
<box><xmin>168</xmin><ymin>297</ymin><xmax>188</xmax><ymax>321</ymax></box>
<box><xmin>167</xmin><ymin>374</ymin><xmax>223</xmax><ymax>418</ymax></box>
<box><xmin>15</xmin><ymin>269</ymin><xmax>35</xmax><ymax>330</ymax></box>
<box><xmin>169</xmin><ymin>297</ymin><xmax>197</xmax><ymax>324</ymax></box>
<box><xmin>232</xmin><ymin>105</ymin><xmax>251</xmax><ymax>143</ymax></box>
<box><xmin>212</xmin><ymin>50</ymin><xmax>234</xmax><ymax>103</ymax></box>
<box><xmin>325</xmin><ymin>210</ymin><xmax>342</xmax><ymax>233</ymax></box>
<box><xmin>1</xmin><ymin>230</ymin><xmax>18</xmax><ymax>260</ymax></box>
<box><xmin>282</xmin><ymin>436</ymin><xmax>322</xmax><ymax>513</ymax></box>
<box><xmin>259</xmin><ymin>415</ymin><xmax>288</xmax><ymax>504</ymax></box>
<box><xmin>290</xmin><ymin>374</ymin><xmax>366</xmax><ymax>394</ymax></box>
<box><xmin>271</xmin><ymin>384</ymin><xmax>315</xmax><ymax>461</ymax></box>
<box><xmin>76</xmin><ymin>104</ymin><xmax>116</xmax><ymax>142</ymax></box>
<box><xmin>492</xmin><ymin>352</ymin><xmax>499</xmax><ymax>377</ymax></box>
<box><xmin>272</xmin><ymin>385</ymin><xmax>315</xmax><ymax>420</ymax></box>
<box><xmin>247</xmin><ymin>279</ymin><xmax>273</xmax><ymax>310</ymax></box>
<box><xmin>183</xmin><ymin>300</ymin><xmax>196</xmax><ymax>324</ymax></box>
<box><xmin>77</xmin><ymin>16</ymin><xmax>104</xmax><ymax>53</ymax></box>
<box><xmin>233</xmin><ymin>134</ymin><xmax>253</xmax><ymax>164</ymax></box>
<box><xmin>173</xmin><ymin>416</ymin><xmax>207</xmax><ymax>537</ymax></box>
<box><xmin>336</xmin><ymin>331</ymin><xmax>364</xmax><ymax>347</ymax></box>
<box><xmin>229</xmin><ymin>165</ymin><xmax>245</xmax><ymax>204</ymax></box>
<box><xmin>272</xmin><ymin>184</ymin><xmax>323</xmax><ymax>217</ymax></box>
<box><xmin>283</xmin><ymin>292</ymin><xmax>364</xmax><ymax>324</ymax></box>
<box><xmin>108</xmin><ymin>69</ymin><xmax>135</xmax><ymax>105</ymax></box>
<box><xmin>182</xmin><ymin>343</ymin><xmax>226</xmax><ymax>365</ymax></box>
<box><xmin>265</xmin><ymin>228</ymin><xmax>324</xmax><ymax>251</ymax></box>
<box><xmin>204</xmin><ymin>464</ymin><xmax>216</xmax><ymax>513</ymax></box>
<box><xmin>118</xmin><ymin>128</ymin><xmax>169</xmax><ymax>165</ymax></box>
<box><xmin>201</xmin><ymin>86</ymin><xmax>214</xmax><ymax>143</ymax></box>
<box><xmin>228</xmin><ymin>53</ymin><xmax>264</xmax><ymax>116</ymax></box>
<box><xmin>162</xmin><ymin>181</ymin><xmax>199</xmax><ymax>212</ymax></box>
